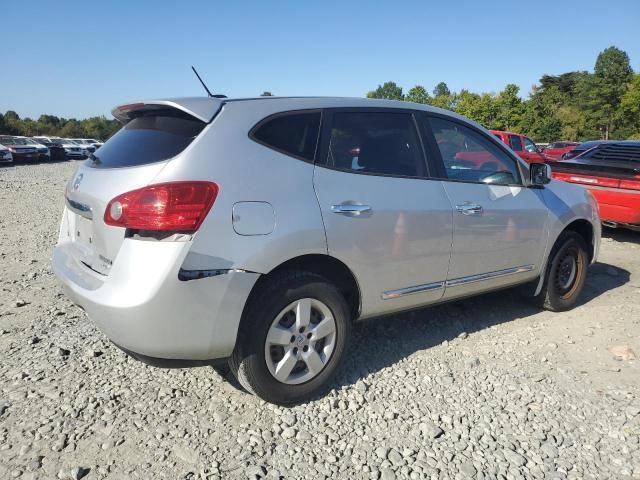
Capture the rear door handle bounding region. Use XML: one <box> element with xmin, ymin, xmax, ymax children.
<box><xmin>331</xmin><ymin>203</ymin><xmax>372</xmax><ymax>216</ymax></box>
<box><xmin>455</xmin><ymin>203</ymin><xmax>483</xmax><ymax>215</ymax></box>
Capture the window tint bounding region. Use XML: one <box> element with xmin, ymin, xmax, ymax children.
<box><xmin>508</xmin><ymin>135</ymin><xmax>523</xmax><ymax>151</ymax></box>
<box><xmin>524</xmin><ymin>137</ymin><xmax>538</xmax><ymax>153</ymax></box>
<box><xmin>429</xmin><ymin>117</ymin><xmax>521</xmax><ymax>185</ymax></box>
<box><xmin>325</xmin><ymin>112</ymin><xmax>424</xmax><ymax>177</ymax></box>
<box><xmin>89</xmin><ymin>111</ymin><xmax>205</xmax><ymax>168</ymax></box>
<box><xmin>252</xmin><ymin>112</ymin><xmax>320</xmax><ymax>161</ymax></box>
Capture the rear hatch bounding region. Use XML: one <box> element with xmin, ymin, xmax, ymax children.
<box><xmin>62</xmin><ymin>97</ymin><xmax>223</xmax><ymax>275</ymax></box>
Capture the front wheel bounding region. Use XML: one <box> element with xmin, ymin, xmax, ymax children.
<box><xmin>533</xmin><ymin>231</ymin><xmax>589</xmax><ymax>311</ymax></box>
<box><xmin>230</xmin><ymin>271</ymin><xmax>351</xmax><ymax>406</ymax></box>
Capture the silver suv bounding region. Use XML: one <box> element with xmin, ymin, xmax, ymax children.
<box><xmin>53</xmin><ymin>97</ymin><xmax>600</xmax><ymax>405</ymax></box>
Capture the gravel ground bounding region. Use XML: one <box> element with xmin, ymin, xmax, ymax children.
<box><xmin>0</xmin><ymin>161</ymin><xmax>639</xmax><ymax>480</ymax></box>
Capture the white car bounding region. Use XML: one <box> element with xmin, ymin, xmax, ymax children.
<box><xmin>61</xmin><ymin>139</ymin><xmax>89</xmax><ymax>159</ymax></box>
<box><xmin>0</xmin><ymin>144</ymin><xmax>13</xmax><ymax>164</ymax></box>
<box><xmin>71</xmin><ymin>138</ymin><xmax>103</xmax><ymax>151</ymax></box>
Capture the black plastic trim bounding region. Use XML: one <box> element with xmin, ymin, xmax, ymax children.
<box><xmin>114</xmin><ymin>343</ymin><xmax>229</xmax><ymax>369</ymax></box>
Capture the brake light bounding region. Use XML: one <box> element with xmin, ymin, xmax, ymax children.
<box><xmin>619</xmin><ymin>179</ymin><xmax>640</xmax><ymax>191</ymax></box>
<box><xmin>552</xmin><ymin>172</ymin><xmax>621</xmax><ymax>188</ymax></box>
<box><xmin>104</xmin><ymin>181</ymin><xmax>219</xmax><ymax>232</ymax></box>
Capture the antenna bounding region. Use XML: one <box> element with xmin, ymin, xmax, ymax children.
<box><xmin>191</xmin><ymin>65</ymin><xmax>213</xmax><ymax>97</ymax></box>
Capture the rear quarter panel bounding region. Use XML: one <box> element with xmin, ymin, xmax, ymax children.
<box><xmin>154</xmin><ymin>102</ymin><xmax>328</xmax><ymax>273</ymax></box>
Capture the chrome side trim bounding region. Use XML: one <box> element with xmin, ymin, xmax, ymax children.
<box><xmin>445</xmin><ymin>264</ymin><xmax>535</xmax><ymax>287</ymax></box>
<box><xmin>66</xmin><ymin>197</ymin><xmax>93</xmax><ymax>220</ymax></box>
<box><xmin>381</xmin><ymin>281</ymin><xmax>445</xmax><ymax>300</ymax></box>
<box><xmin>381</xmin><ymin>264</ymin><xmax>535</xmax><ymax>300</ymax></box>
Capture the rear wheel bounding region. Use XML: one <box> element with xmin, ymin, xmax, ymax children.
<box><xmin>533</xmin><ymin>231</ymin><xmax>589</xmax><ymax>311</ymax></box>
<box><xmin>230</xmin><ymin>271</ymin><xmax>350</xmax><ymax>405</ymax></box>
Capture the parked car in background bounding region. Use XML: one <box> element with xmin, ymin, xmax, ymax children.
<box><xmin>0</xmin><ymin>136</ymin><xmax>40</xmax><ymax>162</ymax></box>
<box><xmin>548</xmin><ymin>141</ymin><xmax>640</xmax><ymax>231</ymax></box>
<box><xmin>31</xmin><ymin>137</ymin><xmax>67</xmax><ymax>161</ymax></box>
<box><xmin>0</xmin><ymin>144</ymin><xmax>13</xmax><ymax>165</ymax></box>
<box><xmin>34</xmin><ymin>136</ymin><xmax>85</xmax><ymax>159</ymax></box>
<box><xmin>53</xmin><ymin>96</ymin><xmax>600</xmax><ymax>405</ymax></box>
<box><xmin>17</xmin><ymin>137</ymin><xmax>51</xmax><ymax>162</ymax></box>
<box><xmin>490</xmin><ymin>130</ymin><xmax>546</xmax><ymax>163</ymax></box>
<box><xmin>69</xmin><ymin>139</ymin><xmax>96</xmax><ymax>154</ymax></box>
<box><xmin>61</xmin><ymin>139</ymin><xmax>90</xmax><ymax>158</ymax></box>
<box><xmin>72</xmin><ymin>138</ymin><xmax>103</xmax><ymax>150</ymax></box>
<box><xmin>561</xmin><ymin>140</ymin><xmax>610</xmax><ymax>160</ymax></box>
<box><xmin>542</xmin><ymin>141</ymin><xmax>579</xmax><ymax>161</ymax></box>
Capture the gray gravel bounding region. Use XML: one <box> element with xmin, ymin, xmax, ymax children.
<box><xmin>1</xmin><ymin>162</ymin><xmax>639</xmax><ymax>479</ymax></box>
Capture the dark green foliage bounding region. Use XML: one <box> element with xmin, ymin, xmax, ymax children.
<box><xmin>365</xmin><ymin>46</ymin><xmax>637</xmax><ymax>141</ymax></box>
<box><xmin>367</xmin><ymin>81</ymin><xmax>404</xmax><ymax>100</ymax></box>
<box><xmin>0</xmin><ymin>112</ymin><xmax>120</xmax><ymax>141</ymax></box>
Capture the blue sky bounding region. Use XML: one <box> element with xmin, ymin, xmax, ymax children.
<box><xmin>3</xmin><ymin>0</ymin><xmax>639</xmax><ymax>120</ymax></box>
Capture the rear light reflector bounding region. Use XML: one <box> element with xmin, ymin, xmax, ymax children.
<box><xmin>619</xmin><ymin>179</ymin><xmax>640</xmax><ymax>191</ymax></box>
<box><xmin>551</xmin><ymin>172</ymin><xmax>621</xmax><ymax>188</ymax></box>
<box><xmin>104</xmin><ymin>181</ymin><xmax>219</xmax><ymax>232</ymax></box>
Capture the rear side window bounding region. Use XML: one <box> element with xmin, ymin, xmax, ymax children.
<box><xmin>323</xmin><ymin>112</ymin><xmax>425</xmax><ymax>177</ymax></box>
<box><xmin>251</xmin><ymin>111</ymin><xmax>321</xmax><ymax>161</ymax></box>
<box><xmin>508</xmin><ymin>135</ymin><xmax>523</xmax><ymax>151</ymax></box>
<box><xmin>524</xmin><ymin>137</ymin><xmax>538</xmax><ymax>152</ymax></box>
<box><xmin>88</xmin><ymin>111</ymin><xmax>205</xmax><ymax>168</ymax></box>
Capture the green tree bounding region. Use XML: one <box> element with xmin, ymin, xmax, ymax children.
<box><xmin>405</xmin><ymin>85</ymin><xmax>431</xmax><ymax>104</ymax></box>
<box><xmin>367</xmin><ymin>81</ymin><xmax>404</xmax><ymax>100</ymax></box>
<box><xmin>620</xmin><ymin>74</ymin><xmax>640</xmax><ymax>137</ymax></box>
<box><xmin>494</xmin><ymin>84</ymin><xmax>524</xmax><ymax>131</ymax></box>
<box><xmin>587</xmin><ymin>46</ymin><xmax>634</xmax><ymax>139</ymax></box>
<box><xmin>432</xmin><ymin>82</ymin><xmax>451</xmax><ymax>98</ymax></box>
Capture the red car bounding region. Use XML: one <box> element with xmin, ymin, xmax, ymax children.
<box><xmin>490</xmin><ymin>130</ymin><xmax>546</xmax><ymax>163</ymax></box>
<box><xmin>548</xmin><ymin>141</ymin><xmax>640</xmax><ymax>231</ymax></box>
<box><xmin>542</xmin><ymin>141</ymin><xmax>579</xmax><ymax>161</ymax></box>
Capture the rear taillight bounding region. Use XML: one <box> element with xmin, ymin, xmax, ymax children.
<box><xmin>104</xmin><ymin>181</ymin><xmax>219</xmax><ymax>232</ymax></box>
<box><xmin>619</xmin><ymin>179</ymin><xmax>640</xmax><ymax>191</ymax></box>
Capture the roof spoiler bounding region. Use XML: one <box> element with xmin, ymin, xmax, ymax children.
<box><xmin>112</xmin><ymin>97</ymin><xmax>224</xmax><ymax>123</ymax></box>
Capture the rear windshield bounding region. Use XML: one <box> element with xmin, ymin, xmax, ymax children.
<box><xmin>87</xmin><ymin>111</ymin><xmax>205</xmax><ymax>168</ymax></box>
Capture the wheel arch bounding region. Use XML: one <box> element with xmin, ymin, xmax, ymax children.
<box><xmin>533</xmin><ymin>217</ymin><xmax>597</xmax><ymax>296</ymax></box>
<box><xmin>244</xmin><ymin>254</ymin><xmax>362</xmax><ymax>322</ymax></box>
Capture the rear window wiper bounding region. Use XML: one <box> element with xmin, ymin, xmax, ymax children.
<box><xmin>89</xmin><ymin>153</ymin><xmax>101</xmax><ymax>165</ymax></box>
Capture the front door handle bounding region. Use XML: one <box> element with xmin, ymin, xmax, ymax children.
<box><xmin>455</xmin><ymin>203</ymin><xmax>483</xmax><ymax>215</ymax></box>
<box><xmin>331</xmin><ymin>203</ymin><xmax>372</xmax><ymax>216</ymax></box>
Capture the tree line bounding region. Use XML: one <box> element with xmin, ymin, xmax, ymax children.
<box><xmin>367</xmin><ymin>46</ymin><xmax>639</xmax><ymax>142</ymax></box>
<box><xmin>0</xmin><ymin>111</ymin><xmax>120</xmax><ymax>141</ymax></box>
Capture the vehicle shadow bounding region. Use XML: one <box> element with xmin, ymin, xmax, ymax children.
<box><xmin>602</xmin><ymin>226</ymin><xmax>640</xmax><ymax>244</ymax></box>
<box><xmin>330</xmin><ymin>260</ymin><xmax>630</xmax><ymax>390</ymax></box>
<box><xmin>214</xmin><ymin>260</ymin><xmax>630</xmax><ymax>400</ymax></box>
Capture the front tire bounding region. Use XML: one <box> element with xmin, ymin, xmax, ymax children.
<box><xmin>533</xmin><ymin>231</ymin><xmax>589</xmax><ymax>311</ymax></box>
<box><xmin>230</xmin><ymin>271</ymin><xmax>351</xmax><ymax>406</ymax></box>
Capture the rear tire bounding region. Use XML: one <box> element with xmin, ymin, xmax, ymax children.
<box><xmin>533</xmin><ymin>231</ymin><xmax>589</xmax><ymax>312</ymax></box>
<box><xmin>230</xmin><ymin>270</ymin><xmax>351</xmax><ymax>406</ymax></box>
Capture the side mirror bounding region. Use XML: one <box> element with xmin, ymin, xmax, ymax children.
<box><xmin>530</xmin><ymin>162</ymin><xmax>551</xmax><ymax>186</ymax></box>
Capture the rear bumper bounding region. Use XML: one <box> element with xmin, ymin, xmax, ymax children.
<box><xmin>588</xmin><ymin>187</ymin><xmax>640</xmax><ymax>226</ymax></box>
<box><xmin>52</xmin><ymin>238</ymin><xmax>259</xmax><ymax>361</ymax></box>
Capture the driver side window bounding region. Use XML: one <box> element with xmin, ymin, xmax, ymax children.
<box><xmin>428</xmin><ymin>117</ymin><xmax>522</xmax><ymax>185</ymax></box>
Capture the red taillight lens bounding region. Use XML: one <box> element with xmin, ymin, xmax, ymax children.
<box><xmin>620</xmin><ymin>176</ymin><xmax>640</xmax><ymax>191</ymax></box>
<box><xmin>104</xmin><ymin>181</ymin><xmax>219</xmax><ymax>232</ymax></box>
